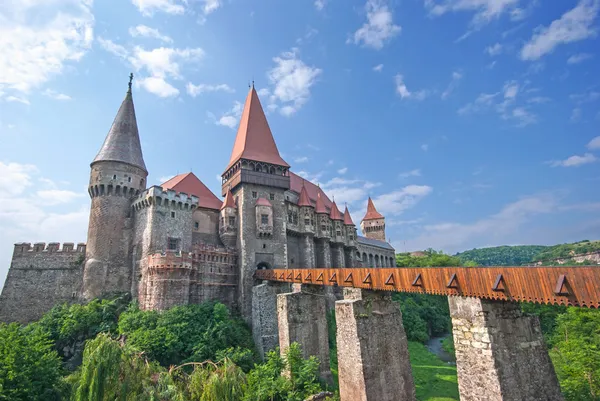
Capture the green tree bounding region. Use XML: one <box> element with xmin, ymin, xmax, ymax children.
<box><xmin>0</xmin><ymin>323</ymin><xmax>66</xmax><ymax>401</ymax></box>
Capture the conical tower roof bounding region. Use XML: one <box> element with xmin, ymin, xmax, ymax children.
<box><xmin>343</xmin><ymin>205</ymin><xmax>355</xmax><ymax>225</ymax></box>
<box><xmin>224</xmin><ymin>86</ymin><xmax>289</xmax><ymax>172</ymax></box>
<box><xmin>315</xmin><ymin>192</ymin><xmax>327</xmax><ymax>214</ymax></box>
<box><xmin>221</xmin><ymin>188</ymin><xmax>237</xmax><ymax>210</ymax></box>
<box><xmin>93</xmin><ymin>76</ymin><xmax>146</xmax><ymax>172</ymax></box>
<box><xmin>362</xmin><ymin>197</ymin><xmax>384</xmax><ymax>221</ymax></box>
<box><xmin>330</xmin><ymin>201</ymin><xmax>343</xmax><ymax>220</ymax></box>
<box><xmin>298</xmin><ymin>181</ymin><xmax>312</xmax><ymax>207</ymax></box>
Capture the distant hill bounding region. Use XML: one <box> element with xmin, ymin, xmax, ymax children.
<box><xmin>455</xmin><ymin>245</ymin><xmax>549</xmax><ymax>266</ymax></box>
<box><xmin>533</xmin><ymin>240</ymin><xmax>600</xmax><ymax>263</ymax></box>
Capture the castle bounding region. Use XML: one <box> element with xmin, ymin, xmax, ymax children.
<box><xmin>0</xmin><ymin>78</ymin><xmax>395</xmax><ymax>327</ymax></box>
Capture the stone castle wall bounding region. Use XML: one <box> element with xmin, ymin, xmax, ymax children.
<box><xmin>0</xmin><ymin>242</ymin><xmax>86</xmax><ymax>323</ymax></box>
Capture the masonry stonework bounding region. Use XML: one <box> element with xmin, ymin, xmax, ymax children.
<box><xmin>449</xmin><ymin>296</ymin><xmax>564</xmax><ymax>401</ymax></box>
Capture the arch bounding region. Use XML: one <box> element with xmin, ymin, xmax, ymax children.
<box><xmin>362</xmin><ymin>252</ymin><xmax>368</xmax><ymax>267</ymax></box>
<box><xmin>369</xmin><ymin>254</ymin><xmax>374</xmax><ymax>268</ymax></box>
<box><xmin>375</xmin><ymin>254</ymin><xmax>380</xmax><ymax>268</ymax></box>
<box><xmin>256</xmin><ymin>261</ymin><xmax>272</xmax><ymax>270</ymax></box>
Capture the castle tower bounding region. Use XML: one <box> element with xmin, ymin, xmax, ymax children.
<box><xmin>314</xmin><ymin>192</ymin><xmax>332</xmax><ymax>268</ymax></box>
<box><xmin>329</xmin><ymin>200</ymin><xmax>345</xmax><ymax>268</ymax></box>
<box><xmin>83</xmin><ymin>75</ymin><xmax>148</xmax><ymax>300</ymax></box>
<box><xmin>298</xmin><ymin>182</ymin><xmax>315</xmax><ymax>268</ymax></box>
<box><xmin>219</xmin><ymin>188</ymin><xmax>238</xmax><ymax>248</ymax></box>
<box><xmin>343</xmin><ymin>205</ymin><xmax>358</xmax><ymax>267</ymax></box>
<box><xmin>221</xmin><ymin>85</ymin><xmax>290</xmax><ymax>322</ymax></box>
<box><xmin>360</xmin><ymin>197</ymin><xmax>386</xmax><ymax>241</ymax></box>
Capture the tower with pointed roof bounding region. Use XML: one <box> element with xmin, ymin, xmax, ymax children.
<box><xmin>83</xmin><ymin>77</ymin><xmax>148</xmax><ymax>300</ymax></box>
<box><xmin>221</xmin><ymin>85</ymin><xmax>291</xmax><ymax>323</ymax></box>
<box><xmin>360</xmin><ymin>197</ymin><xmax>386</xmax><ymax>241</ymax></box>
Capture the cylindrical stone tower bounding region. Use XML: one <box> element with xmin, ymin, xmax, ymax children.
<box><xmin>83</xmin><ymin>76</ymin><xmax>148</xmax><ymax>300</ymax></box>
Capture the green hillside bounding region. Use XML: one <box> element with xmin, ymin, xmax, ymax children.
<box><xmin>533</xmin><ymin>240</ymin><xmax>600</xmax><ymax>262</ymax></box>
<box><xmin>455</xmin><ymin>245</ymin><xmax>548</xmax><ymax>266</ymax></box>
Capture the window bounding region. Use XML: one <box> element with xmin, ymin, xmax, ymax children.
<box><xmin>252</xmin><ymin>191</ymin><xmax>257</xmax><ymax>199</ymax></box>
<box><xmin>305</xmin><ymin>218</ymin><xmax>310</xmax><ymax>225</ymax></box>
<box><xmin>288</xmin><ymin>211</ymin><xmax>293</xmax><ymax>223</ymax></box>
<box><xmin>113</xmin><ymin>174</ymin><xmax>117</xmax><ymax>180</ymax></box>
<box><xmin>261</xmin><ymin>214</ymin><xmax>269</xmax><ymax>225</ymax></box>
<box><xmin>321</xmin><ymin>225</ymin><xmax>326</xmax><ymax>231</ymax></box>
<box><xmin>336</xmin><ymin>230</ymin><xmax>341</xmax><ymax>236</ymax></box>
<box><xmin>228</xmin><ymin>216</ymin><xmax>235</xmax><ymax>226</ymax></box>
<box><xmin>168</xmin><ymin>237</ymin><xmax>179</xmax><ymax>250</ymax></box>
<box><xmin>270</xmin><ymin>193</ymin><xmax>275</xmax><ymax>201</ymax></box>
<box><xmin>128</xmin><ymin>177</ymin><xmax>132</xmax><ymax>182</ymax></box>
<box><xmin>194</xmin><ymin>221</ymin><xmax>199</xmax><ymax>229</ymax></box>
<box><xmin>171</xmin><ymin>211</ymin><xmax>176</xmax><ymax>218</ymax></box>
<box><xmin>220</xmin><ymin>217</ymin><xmax>224</xmax><ymax>225</ymax></box>
<box><xmin>263</xmin><ymin>244</ymin><xmax>266</xmax><ymax>249</ymax></box>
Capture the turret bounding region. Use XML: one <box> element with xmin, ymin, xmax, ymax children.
<box><xmin>83</xmin><ymin>74</ymin><xmax>148</xmax><ymax>300</ymax></box>
<box><xmin>343</xmin><ymin>205</ymin><xmax>357</xmax><ymax>247</ymax></box>
<box><xmin>315</xmin><ymin>192</ymin><xmax>331</xmax><ymax>239</ymax></box>
<box><xmin>298</xmin><ymin>181</ymin><xmax>314</xmax><ymax>234</ymax></box>
<box><xmin>219</xmin><ymin>188</ymin><xmax>238</xmax><ymax>248</ymax></box>
<box><xmin>360</xmin><ymin>197</ymin><xmax>386</xmax><ymax>241</ymax></box>
<box><xmin>330</xmin><ymin>200</ymin><xmax>344</xmax><ymax>243</ymax></box>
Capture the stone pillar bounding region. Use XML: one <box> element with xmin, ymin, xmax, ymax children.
<box><xmin>336</xmin><ymin>289</ymin><xmax>416</xmax><ymax>401</ymax></box>
<box><xmin>343</xmin><ymin>247</ymin><xmax>355</xmax><ymax>268</ymax></box>
<box><xmin>331</xmin><ymin>244</ymin><xmax>345</xmax><ymax>268</ymax></box>
<box><xmin>302</xmin><ymin>234</ymin><xmax>315</xmax><ymax>268</ymax></box>
<box><xmin>252</xmin><ymin>281</ymin><xmax>291</xmax><ymax>359</ymax></box>
<box><xmin>277</xmin><ymin>285</ymin><xmax>331</xmax><ymax>383</ymax></box>
<box><xmin>449</xmin><ymin>296</ymin><xmax>563</xmax><ymax>401</ymax></box>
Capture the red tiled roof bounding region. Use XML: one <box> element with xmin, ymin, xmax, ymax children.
<box><xmin>297</xmin><ymin>181</ymin><xmax>312</xmax><ymax>207</ymax></box>
<box><xmin>329</xmin><ymin>201</ymin><xmax>343</xmax><ymax>220</ymax></box>
<box><xmin>224</xmin><ymin>86</ymin><xmax>289</xmax><ymax>172</ymax></box>
<box><xmin>343</xmin><ymin>205</ymin><xmax>355</xmax><ymax>225</ymax></box>
<box><xmin>161</xmin><ymin>172</ymin><xmax>222</xmax><ymax>210</ymax></box>
<box><xmin>221</xmin><ymin>188</ymin><xmax>236</xmax><ymax>210</ymax></box>
<box><xmin>315</xmin><ymin>192</ymin><xmax>328</xmax><ymax>214</ymax></box>
<box><xmin>362</xmin><ymin>197</ymin><xmax>384</xmax><ymax>221</ymax></box>
<box><xmin>256</xmin><ymin>197</ymin><xmax>272</xmax><ymax>207</ymax></box>
<box><xmin>289</xmin><ymin>172</ymin><xmax>332</xmax><ymax>210</ymax></box>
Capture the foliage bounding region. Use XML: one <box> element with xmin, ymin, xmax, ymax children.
<box><xmin>441</xmin><ymin>336</ymin><xmax>455</xmax><ymax>357</ymax></box>
<box><xmin>0</xmin><ymin>323</ymin><xmax>66</xmax><ymax>401</ymax></box>
<box><xmin>455</xmin><ymin>245</ymin><xmax>548</xmax><ymax>266</ymax></box>
<box><xmin>521</xmin><ymin>303</ymin><xmax>568</xmax><ymax>343</ymax></box>
<box><xmin>117</xmin><ymin>301</ymin><xmax>258</xmax><ymax>367</ymax></box>
<box><xmin>534</xmin><ymin>240</ymin><xmax>600</xmax><ymax>262</ymax></box>
<box><xmin>408</xmin><ymin>342</ymin><xmax>459</xmax><ymax>401</ymax></box>
<box><xmin>396</xmin><ymin>249</ymin><xmax>462</xmax><ymax>267</ymax></box>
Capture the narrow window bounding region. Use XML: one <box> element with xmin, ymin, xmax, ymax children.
<box><xmin>263</xmin><ymin>244</ymin><xmax>266</xmax><ymax>249</ymax></box>
<box><xmin>304</xmin><ymin>218</ymin><xmax>310</xmax><ymax>225</ymax></box>
<box><xmin>228</xmin><ymin>216</ymin><xmax>235</xmax><ymax>226</ymax></box>
<box><xmin>252</xmin><ymin>191</ymin><xmax>257</xmax><ymax>199</ymax></box>
<box><xmin>171</xmin><ymin>211</ymin><xmax>176</xmax><ymax>218</ymax></box>
<box><xmin>168</xmin><ymin>237</ymin><xmax>179</xmax><ymax>250</ymax></box>
<box><xmin>269</xmin><ymin>193</ymin><xmax>275</xmax><ymax>201</ymax></box>
<box><xmin>261</xmin><ymin>214</ymin><xmax>268</xmax><ymax>225</ymax></box>
<box><xmin>113</xmin><ymin>174</ymin><xmax>117</xmax><ymax>180</ymax></box>
<box><xmin>128</xmin><ymin>177</ymin><xmax>132</xmax><ymax>182</ymax></box>
<box><xmin>194</xmin><ymin>221</ymin><xmax>199</xmax><ymax>229</ymax></box>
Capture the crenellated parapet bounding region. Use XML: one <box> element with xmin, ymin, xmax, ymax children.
<box><xmin>132</xmin><ymin>185</ymin><xmax>199</xmax><ymax>212</ymax></box>
<box><xmin>13</xmin><ymin>242</ymin><xmax>87</xmax><ymax>255</ymax></box>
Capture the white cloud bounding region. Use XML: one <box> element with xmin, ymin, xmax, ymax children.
<box><xmin>571</xmin><ymin>107</ymin><xmax>583</xmax><ymax>122</ymax></box>
<box><xmin>201</xmin><ymin>0</ymin><xmax>222</xmax><ymax>15</ymax></box>
<box><xmin>5</xmin><ymin>96</ymin><xmax>30</xmax><ymax>105</ymax></box>
<box><xmin>215</xmin><ymin>101</ymin><xmax>243</xmax><ymax>129</ymax></box>
<box><xmin>373</xmin><ymin>64</ymin><xmax>384</xmax><ymax>72</ymax></box>
<box><xmin>315</xmin><ymin>0</ymin><xmax>327</xmax><ymax>10</ymax></box>
<box><xmin>294</xmin><ymin>156</ymin><xmax>309</xmax><ymax>163</ymax></box>
<box><xmin>394</xmin><ymin>74</ymin><xmax>429</xmax><ymax>100</ymax></box>
<box><xmin>586</xmin><ymin>136</ymin><xmax>600</xmax><ymax>149</ymax></box>
<box><xmin>567</xmin><ymin>53</ymin><xmax>593</xmax><ymax>64</ymax></box>
<box><xmin>0</xmin><ymin>162</ymin><xmax>37</xmax><ymax>196</ymax></box>
<box><xmin>503</xmin><ymin>80</ymin><xmax>519</xmax><ymax>99</ymax></box>
<box><xmin>421</xmin><ymin>144</ymin><xmax>429</xmax><ymax>151</ymax></box>
<box><xmin>372</xmin><ymin>185</ymin><xmax>433</xmax><ymax>216</ymax></box>
<box><xmin>550</xmin><ymin>153</ymin><xmax>597</xmax><ymax>167</ymax></box>
<box><xmin>137</xmin><ymin>76</ymin><xmax>179</xmax><ymax>97</ymax></box>
<box><xmin>43</xmin><ymin>89</ymin><xmax>71</xmax><ymax>100</ymax></box>
<box><xmin>520</xmin><ymin>0</ymin><xmax>600</xmax><ymax>61</ymax></box>
<box><xmin>129</xmin><ymin>46</ymin><xmax>204</xmax><ymax>79</ymax></box>
<box><xmin>129</xmin><ymin>25</ymin><xmax>173</xmax><ymax>43</ymax></box>
<box><xmin>349</xmin><ymin>0</ymin><xmax>401</xmax><ymax>50</ymax></box>
<box><xmin>399</xmin><ymin>169</ymin><xmax>421</xmax><ymax>178</ymax></box>
<box><xmin>266</xmin><ymin>48</ymin><xmax>322</xmax><ymax>116</ymax></box>
<box><xmin>570</xmin><ymin>90</ymin><xmax>600</xmax><ymax>104</ymax></box>
<box><xmin>36</xmin><ymin>189</ymin><xmax>84</xmax><ymax>205</ymax></box>
<box><xmin>337</xmin><ymin>167</ymin><xmax>348</xmax><ymax>175</ymax></box>
<box><xmin>186</xmin><ymin>83</ymin><xmax>234</xmax><ymax>97</ymax></box>
<box><xmin>441</xmin><ymin>71</ymin><xmax>462</xmax><ymax>99</ymax></box>
<box><xmin>131</xmin><ymin>0</ymin><xmax>185</xmax><ymax>16</ymax></box>
<box><xmin>511</xmin><ymin>107</ymin><xmax>537</xmax><ymax>126</ymax></box>
<box><xmin>485</xmin><ymin>43</ymin><xmax>503</xmax><ymax>56</ymax></box>
<box><xmin>527</xmin><ymin>96</ymin><xmax>551</xmax><ymax>104</ymax></box>
<box><xmin>319</xmin><ymin>176</ymin><xmax>384</xmax><ymax>209</ymax></box>
<box><xmin>0</xmin><ymin>0</ymin><xmax>94</xmax><ymax>94</ymax></box>
<box><xmin>97</xmin><ymin>37</ymin><xmax>128</xmax><ymax>59</ymax></box>
<box><xmin>425</xmin><ymin>0</ymin><xmax>521</xmax><ymax>26</ymax></box>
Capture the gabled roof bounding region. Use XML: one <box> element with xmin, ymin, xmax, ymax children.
<box><xmin>224</xmin><ymin>86</ymin><xmax>289</xmax><ymax>172</ymax></box>
<box><xmin>297</xmin><ymin>182</ymin><xmax>312</xmax><ymax>207</ymax></box>
<box><xmin>256</xmin><ymin>197</ymin><xmax>272</xmax><ymax>207</ymax></box>
<box><xmin>289</xmin><ymin>172</ymin><xmax>333</xmax><ymax>210</ymax></box>
<box><xmin>93</xmin><ymin>86</ymin><xmax>146</xmax><ymax>172</ymax></box>
<box><xmin>343</xmin><ymin>205</ymin><xmax>355</xmax><ymax>225</ymax></box>
<box><xmin>362</xmin><ymin>197</ymin><xmax>384</xmax><ymax>221</ymax></box>
<box><xmin>221</xmin><ymin>188</ymin><xmax>236</xmax><ymax>210</ymax></box>
<box><xmin>315</xmin><ymin>192</ymin><xmax>328</xmax><ymax>214</ymax></box>
<box><xmin>161</xmin><ymin>172</ymin><xmax>222</xmax><ymax>210</ymax></box>
<box><xmin>330</xmin><ymin>201</ymin><xmax>343</xmax><ymax>220</ymax></box>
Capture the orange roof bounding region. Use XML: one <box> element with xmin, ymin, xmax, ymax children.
<box><xmin>343</xmin><ymin>205</ymin><xmax>355</xmax><ymax>225</ymax></box>
<box><xmin>289</xmin><ymin>172</ymin><xmax>332</xmax><ymax>210</ymax></box>
<box><xmin>221</xmin><ymin>188</ymin><xmax>236</xmax><ymax>210</ymax></box>
<box><xmin>362</xmin><ymin>197</ymin><xmax>384</xmax><ymax>221</ymax></box>
<box><xmin>224</xmin><ymin>86</ymin><xmax>289</xmax><ymax>172</ymax></box>
<box><xmin>330</xmin><ymin>201</ymin><xmax>343</xmax><ymax>220</ymax></box>
<box><xmin>161</xmin><ymin>172</ymin><xmax>222</xmax><ymax>210</ymax></box>
<box><xmin>297</xmin><ymin>181</ymin><xmax>312</xmax><ymax>207</ymax></box>
<box><xmin>315</xmin><ymin>192</ymin><xmax>328</xmax><ymax>214</ymax></box>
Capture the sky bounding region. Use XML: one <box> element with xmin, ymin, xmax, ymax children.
<box><xmin>1</xmin><ymin>0</ymin><xmax>600</xmax><ymax>286</ymax></box>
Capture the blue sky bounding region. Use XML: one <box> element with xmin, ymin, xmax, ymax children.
<box><xmin>1</xmin><ymin>0</ymin><xmax>599</xmax><ymax>285</ymax></box>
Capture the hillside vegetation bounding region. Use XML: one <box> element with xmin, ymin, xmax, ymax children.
<box><xmin>533</xmin><ymin>240</ymin><xmax>600</xmax><ymax>262</ymax></box>
<box><xmin>455</xmin><ymin>245</ymin><xmax>548</xmax><ymax>266</ymax></box>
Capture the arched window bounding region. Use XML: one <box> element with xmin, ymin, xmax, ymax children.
<box><xmin>256</xmin><ymin>261</ymin><xmax>272</xmax><ymax>270</ymax></box>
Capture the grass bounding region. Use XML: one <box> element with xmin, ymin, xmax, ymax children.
<box><xmin>408</xmin><ymin>342</ymin><xmax>459</xmax><ymax>401</ymax></box>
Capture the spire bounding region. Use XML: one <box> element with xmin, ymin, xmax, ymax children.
<box><xmin>343</xmin><ymin>205</ymin><xmax>355</xmax><ymax>225</ymax></box>
<box><xmin>298</xmin><ymin>181</ymin><xmax>312</xmax><ymax>207</ymax></box>
<box><xmin>362</xmin><ymin>197</ymin><xmax>384</xmax><ymax>221</ymax></box>
<box><xmin>224</xmin><ymin>86</ymin><xmax>289</xmax><ymax>172</ymax></box>
<box><xmin>330</xmin><ymin>200</ymin><xmax>343</xmax><ymax>220</ymax></box>
<box><xmin>221</xmin><ymin>188</ymin><xmax>236</xmax><ymax>210</ymax></box>
<box><xmin>315</xmin><ymin>192</ymin><xmax>327</xmax><ymax>214</ymax></box>
<box><xmin>92</xmin><ymin>74</ymin><xmax>147</xmax><ymax>172</ymax></box>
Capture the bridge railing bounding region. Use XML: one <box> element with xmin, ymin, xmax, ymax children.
<box><xmin>254</xmin><ymin>266</ymin><xmax>600</xmax><ymax>308</ymax></box>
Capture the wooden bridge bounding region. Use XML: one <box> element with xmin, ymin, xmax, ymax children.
<box><xmin>253</xmin><ymin>266</ymin><xmax>600</xmax><ymax>401</ymax></box>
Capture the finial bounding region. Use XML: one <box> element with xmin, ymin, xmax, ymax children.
<box><xmin>252</xmin><ymin>79</ymin><xmax>255</xmax><ymax>88</ymax></box>
<box><xmin>128</xmin><ymin>73</ymin><xmax>134</xmax><ymax>92</ymax></box>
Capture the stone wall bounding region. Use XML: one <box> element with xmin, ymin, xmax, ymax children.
<box><xmin>194</xmin><ymin>207</ymin><xmax>222</xmax><ymax>246</ymax></box>
<box><xmin>287</xmin><ymin>235</ymin><xmax>301</xmax><ymax>268</ymax></box>
<box><xmin>356</xmin><ymin>240</ymin><xmax>395</xmax><ymax>267</ymax></box>
<box><xmin>0</xmin><ymin>242</ymin><xmax>86</xmax><ymax>323</ymax></box>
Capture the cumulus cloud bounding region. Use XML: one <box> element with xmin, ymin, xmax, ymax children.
<box><xmin>586</xmin><ymin>136</ymin><xmax>600</xmax><ymax>149</ymax></box>
<box><xmin>485</xmin><ymin>43</ymin><xmax>503</xmax><ymax>56</ymax></box>
<box><xmin>129</xmin><ymin>25</ymin><xmax>173</xmax><ymax>43</ymax></box>
<box><xmin>349</xmin><ymin>0</ymin><xmax>401</xmax><ymax>50</ymax></box>
<box><xmin>6</xmin><ymin>96</ymin><xmax>30</xmax><ymax>105</ymax></box>
<box><xmin>520</xmin><ymin>0</ymin><xmax>600</xmax><ymax>61</ymax></box>
<box><xmin>186</xmin><ymin>83</ymin><xmax>234</xmax><ymax>97</ymax></box>
<box><xmin>394</xmin><ymin>74</ymin><xmax>429</xmax><ymax>100</ymax></box>
<box><xmin>315</xmin><ymin>0</ymin><xmax>327</xmax><ymax>11</ymax></box>
<box><xmin>137</xmin><ymin>76</ymin><xmax>179</xmax><ymax>97</ymax></box>
<box><xmin>399</xmin><ymin>169</ymin><xmax>421</xmax><ymax>178</ymax></box>
<box><xmin>131</xmin><ymin>0</ymin><xmax>185</xmax><ymax>16</ymax></box>
<box><xmin>97</xmin><ymin>37</ymin><xmax>129</xmax><ymax>59</ymax></box>
<box><xmin>213</xmin><ymin>101</ymin><xmax>243</xmax><ymax>129</ymax></box>
<box><xmin>549</xmin><ymin>153</ymin><xmax>597</xmax><ymax>167</ymax></box>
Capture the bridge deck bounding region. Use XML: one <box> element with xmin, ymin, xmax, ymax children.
<box><xmin>254</xmin><ymin>266</ymin><xmax>600</xmax><ymax>308</ymax></box>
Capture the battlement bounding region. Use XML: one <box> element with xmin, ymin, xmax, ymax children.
<box><xmin>132</xmin><ymin>185</ymin><xmax>199</xmax><ymax>211</ymax></box>
<box><xmin>147</xmin><ymin>251</ymin><xmax>194</xmax><ymax>270</ymax></box>
<box><xmin>13</xmin><ymin>242</ymin><xmax>86</xmax><ymax>255</ymax></box>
